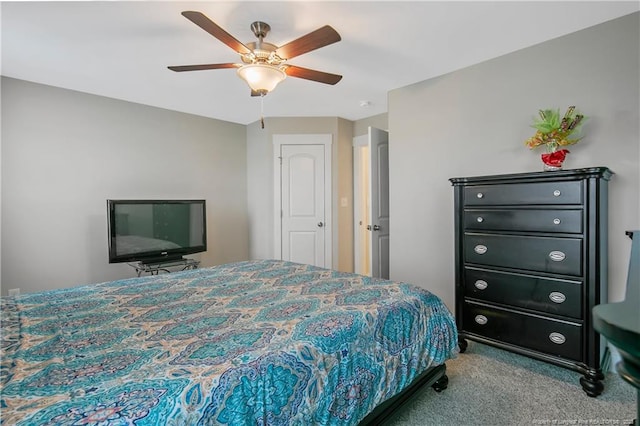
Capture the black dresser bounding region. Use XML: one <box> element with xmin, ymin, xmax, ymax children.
<box><xmin>450</xmin><ymin>167</ymin><xmax>613</xmax><ymax>397</ymax></box>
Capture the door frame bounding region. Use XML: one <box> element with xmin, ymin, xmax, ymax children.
<box><xmin>273</xmin><ymin>134</ymin><xmax>333</xmax><ymax>268</ymax></box>
<box><xmin>352</xmin><ymin>134</ymin><xmax>369</xmax><ymax>275</ymax></box>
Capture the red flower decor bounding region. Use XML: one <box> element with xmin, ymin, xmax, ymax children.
<box><xmin>541</xmin><ymin>149</ymin><xmax>570</xmax><ymax>167</ymax></box>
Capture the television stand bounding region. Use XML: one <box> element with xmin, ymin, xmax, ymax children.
<box><xmin>128</xmin><ymin>258</ymin><xmax>200</xmax><ymax>277</ymax></box>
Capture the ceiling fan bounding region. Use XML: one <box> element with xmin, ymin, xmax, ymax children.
<box><xmin>168</xmin><ymin>11</ymin><xmax>343</xmax><ymax>96</ymax></box>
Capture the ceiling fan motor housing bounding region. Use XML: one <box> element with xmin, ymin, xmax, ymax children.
<box><xmin>242</xmin><ymin>42</ymin><xmax>282</xmax><ymax>65</ymax></box>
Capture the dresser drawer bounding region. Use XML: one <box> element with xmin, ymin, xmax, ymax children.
<box><xmin>463</xmin><ymin>303</ymin><xmax>582</xmax><ymax>361</ymax></box>
<box><xmin>464</xmin><ymin>209</ymin><xmax>583</xmax><ymax>233</ymax></box>
<box><xmin>465</xmin><ymin>233</ymin><xmax>582</xmax><ymax>276</ymax></box>
<box><xmin>464</xmin><ymin>181</ymin><xmax>583</xmax><ymax>206</ymax></box>
<box><xmin>464</xmin><ymin>267</ymin><xmax>582</xmax><ymax>319</ymax></box>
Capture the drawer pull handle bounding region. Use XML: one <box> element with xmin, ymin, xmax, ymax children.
<box><xmin>549</xmin><ymin>332</ymin><xmax>566</xmax><ymax>345</ymax></box>
<box><xmin>474</xmin><ymin>280</ymin><xmax>488</xmax><ymax>290</ymax></box>
<box><xmin>553</xmin><ymin>218</ymin><xmax>561</xmax><ymax>225</ymax></box>
<box><xmin>549</xmin><ymin>251</ymin><xmax>566</xmax><ymax>262</ymax></box>
<box><xmin>476</xmin><ymin>192</ymin><xmax>484</xmax><ymax>199</ymax></box>
<box><xmin>474</xmin><ymin>245</ymin><xmax>488</xmax><ymax>255</ymax></box>
<box><xmin>476</xmin><ymin>216</ymin><xmax>484</xmax><ymax>223</ymax></box>
<box><xmin>553</xmin><ymin>190</ymin><xmax>561</xmax><ymax>197</ymax></box>
<box><xmin>475</xmin><ymin>315</ymin><xmax>488</xmax><ymax>325</ymax></box>
<box><xmin>549</xmin><ymin>291</ymin><xmax>566</xmax><ymax>303</ymax></box>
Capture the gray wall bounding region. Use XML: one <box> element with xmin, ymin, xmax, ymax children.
<box><xmin>353</xmin><ymin>113</ymin><xmax>388</xmax><ymax>136</ymax></box>
<box><xmin>2</xmin><ymin>13</ymin><xmax>637</xmax><ymax>304</ymax></box>
<box><xmin>389</xmin><ymin>13</ymin><xmax>639</xmax><ymax>310</ymax></box>
<box><xmin>1</xmin><ymin>77</ymin><xmax>249</xmax><ymax>295</ymax></box>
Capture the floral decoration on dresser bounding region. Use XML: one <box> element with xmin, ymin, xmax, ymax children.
<box><xmin>525</xmin><ymin>105</ymin><xmax>586</xmax><ymax>170</ymax></box>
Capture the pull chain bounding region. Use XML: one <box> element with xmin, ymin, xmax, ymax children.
<box><xmin>260</xmin><ymin>94</ymin><xmax>265</xmax><ymax>129</ymax></box>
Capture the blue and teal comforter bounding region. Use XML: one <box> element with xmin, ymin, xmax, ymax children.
<box><xmin>0</xmin><ymin>259</ymin><xmax>458</xmax><ymax>425</ymax></box>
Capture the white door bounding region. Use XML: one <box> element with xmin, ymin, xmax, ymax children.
<box><xmin>274</xmin><ymin>134</ymin><xmax>332</xmax><ymax>269</ymax></box>
<box><xmin>369</xmin><ymin>127</ymin><xmax>390</xmax><ymax>279</ymax></box>
<box><xmin>281</xmin><ymin>144</ymin><xmax>325</xmax><ymax>266</ymax></box>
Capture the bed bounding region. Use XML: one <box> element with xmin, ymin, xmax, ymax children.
<box><xmin>0</xmin><ymin>259</ymin><xmax>458</xmax><ymax>425</ymax></box>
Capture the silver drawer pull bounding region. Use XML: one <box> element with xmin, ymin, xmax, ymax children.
<box><xmin>476</xmin><ymin>217</ymin><xmax>484</xmax><ymax>223</ymax></box>
<box><xmin>549</xmin><ymin>332</ymin><xmax>566</xmax><ymax>345</ymax></box>
<box><xmin>474</xmin><ymin>280</ymin><xmax>488</xmax><ymax>290</ymax></box>
<box><xmin>475</xmin><ymin>315</ymin><xmax>488</xmax><ymax>325</ymax></box>
<box><xmin>476</xmin><ymin>192</ymin><xmax>484</xmax><ymax>199</ymax></box>
<box><xmin>474</xmin><ymin>245</ymin><xmax>488</xmax><ymax>255</ymax></box>
<box><xmin>549</xmin><ymin>291</ymin><xmax>566</xmax><ymax>303</ymax></box>
<box><xmin>553</xmin><ymin>218</ymin><xmax>561</xmax><ymax>225</ymax></box>
<box><xmin>549</xmin><ymin>251</ymin><xmax>565</xmax><ymax>262</ymax></box>
<box><xmin>553</xmin><ymin>190</ymin><xmax>561</xmax><ymax>197</ymax></box>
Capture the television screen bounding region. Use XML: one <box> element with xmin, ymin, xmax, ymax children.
<box><xmin>107</xmin><ymin>199</ymin><xmax>207</xmax><ymax>264</ymax></box>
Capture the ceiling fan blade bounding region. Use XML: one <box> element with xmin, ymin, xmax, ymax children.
<box><xmin>181</xmin><ymin>11</ymin><xmax>252</xmax><ymax>55</ymax></box>
<box><xmin>275</xmin><ymin>25</ymin><xmax>341</xmax><ymax>59</ymax></box>
<box><xmin>285</xmin><ymin>65</ymin><xmax>342</xmax><ymax>85</ymax></box>
<box><xmin>168</xmin><ymin>63</ymin><xmax>240</xmax><ymax>72</ymax></box>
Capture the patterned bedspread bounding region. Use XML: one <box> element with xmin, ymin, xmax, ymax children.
<box><xmin>0</xmin><ymin>259</ymin><xmax>458</xmax><ymax>425</ymax></box>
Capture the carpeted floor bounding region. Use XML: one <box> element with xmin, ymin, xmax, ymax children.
<box><xmin>384</xmin><ymin>341</ymin><xmax>637</xmax><ymax>426</ymax></box>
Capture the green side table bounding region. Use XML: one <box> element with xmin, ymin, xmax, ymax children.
<box><xmin>593</xmin><ymin>231</ymin><xmax>639</xmax><ymax>426</ymax></box>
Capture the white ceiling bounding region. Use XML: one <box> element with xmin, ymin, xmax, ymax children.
<box><xmin>2</xmin><ymin>1</ymin><xmax>638</xmax><ymax>125</ymax></box>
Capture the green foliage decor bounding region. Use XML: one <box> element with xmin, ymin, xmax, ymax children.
<box><xmin>525</xmin><ymin>106</ymin><xmax>585</xmax><ymax>152</ymax></box>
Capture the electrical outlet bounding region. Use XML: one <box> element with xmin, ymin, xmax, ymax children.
<box><xmin>8</xmin><ymin>288</ymin><xmax>20</xmax><ymax>297</ymax></box>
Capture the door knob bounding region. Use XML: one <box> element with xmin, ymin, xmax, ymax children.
<box><xmin>373</xmin><ymin>225</ymin><xmax>381</xmax><ymax>231</ymax></box>
<box><xmin>317</xmin><ymin>222</ymin><xmax>324</xmax><ymax>228</ymax></box>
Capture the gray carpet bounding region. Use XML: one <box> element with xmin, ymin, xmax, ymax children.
<box><xmin>385</xmin><ymin>341</ymin><xmax>637</xmax><ymax>426</ymax></box>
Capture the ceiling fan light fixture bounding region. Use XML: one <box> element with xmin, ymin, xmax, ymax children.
<box><xmin>237</xmin><ymin>64</ymin><xmax>286</xmax><ymax>94</ymax></box>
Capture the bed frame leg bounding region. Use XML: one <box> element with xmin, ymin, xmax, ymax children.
<box><xmin>458</xmin><ymin>337</ymin><xmax>468</xmax><ymax>353</ymax></box>
<box><xmin>432</xmin><ymin>374</ymin><xmax>449</xmax><ymax>392</ymax></box>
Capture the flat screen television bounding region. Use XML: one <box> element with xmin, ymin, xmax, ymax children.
<box><xmin>107</xmin><ymin>199</ymin><xmax>207</xmax><ymax>264</ymax></box>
